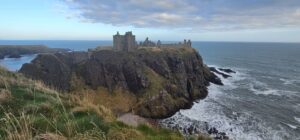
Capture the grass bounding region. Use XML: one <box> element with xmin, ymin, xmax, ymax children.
<box><xmin>142</xmin><ymin>66</ymin><xmax>166</xmax><ymax>97</ymax></box>
<box><xmin>70</xmin><ymin>87</ymin><xmax>137</xmax><ymax>116</ymax></box>
<box><xmin>0</xmin><ymin>67</ymin><xmax>213</xmax><ymax>140</ymax></box>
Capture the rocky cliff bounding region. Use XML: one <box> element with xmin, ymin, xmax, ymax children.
<box><xmin>20</xmin><ymin>47</ymin><xmax>221</xmax><ymax>118</ymax></box>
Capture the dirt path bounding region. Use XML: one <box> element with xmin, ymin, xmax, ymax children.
<box><xmin>117</xmin><ymin>113</ymin><xmax>148</xmax><ymax>127</ymax></box>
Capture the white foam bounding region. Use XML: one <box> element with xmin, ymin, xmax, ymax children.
<box><xmin>250</xmin><ymin>87</ymin><xmax>281</xmax><ymax>96</ymax></box>
<box><xmin>212</xmin><ymin>68</ymin><xmax>247</xmax><ymax>91</ymax></box>
<box><xmin>248</xmin><ymin>79</ymin><xmax>285</xmax><ymax>96</ymax></box>
<box><xmin>165</xmin><ymin>76</ymin><xmax>261</xmax><ymax>139</ymax></box>
<box><xmin>280</xmin><ymin>78</ymin><xmax>300</xmax><ymax>85</ymax></box>
<box><xmin>295</xmin><ymin>117</ymin><xmax>300</xmax><ymax>124</ymax></box>
<box><xmin>249</xmin><ymin>82</ymin><xmax>298</xmax><ymax>96</ymax></box>
<box><xmin>282</xmin><ymin>122</ymin><xmax>297</xmax><ymax>129</ymax></box>
<box><xmin>161</xmin><ymin>67</ymin><xmax>294</xmax><ymax>140</ymax></box>
<box><xmin>169</xmin><ymin>86</ymin><xmax>285</xmax><ymax>140</ymax></box>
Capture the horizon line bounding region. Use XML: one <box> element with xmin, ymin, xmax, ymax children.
<box><xmin>0</xmin><ymin>39</ymin><xmax>300</xmax><ymax>44</ymax></box>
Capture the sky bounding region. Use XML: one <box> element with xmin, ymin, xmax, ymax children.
<box><xmin>0</xmin><ymin>0</ymin><xmax>300</xmax><ymax>42</ymax></box>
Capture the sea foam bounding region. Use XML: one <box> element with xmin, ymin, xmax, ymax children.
<box><xmin>161</xmin><ymin>66</ymin><xmax>293</xmax><ymax>140</ymax></box>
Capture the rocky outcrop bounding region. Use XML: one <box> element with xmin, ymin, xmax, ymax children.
<box><xmin>218</xmin><ymin>68</ymin><xmax>236</xmax><ymax>74</ymax></box>
<box><xmin>0</xmin><ymin>45</ymin><xmax>70</xmax><ymax>59</ymax></box>
<box><xmin>209</xmin><ymin>67</ymin><xmax>231</xmax><ymax>79</ymax></box>
<box><xmin>20</xmin><ymin>47</ymin><xmax>221</xmax><ymax>118</ymax></box>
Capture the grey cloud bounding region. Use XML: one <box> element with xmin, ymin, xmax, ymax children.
<box><xmin>61</xmin><ymin>0</ymin><xmax>300</xmax><ymax>30</ymax></box>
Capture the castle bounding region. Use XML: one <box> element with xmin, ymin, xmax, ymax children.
<box><xmin>113</xmin><ymin>31</ymin><xmax>137</xmax><ymax>52</ymax></box>
<box><xmin>113</xmin><ymin>31</ymin><xmax>191</xmax><ymax>52</ymax></box>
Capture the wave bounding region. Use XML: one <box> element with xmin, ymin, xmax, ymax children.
<box><xmin>161</xmin><ymin>66</ymin><xmax>297</xmax><ymax>139</ymax></box>
<box><xmin>281</xmin><ymin>122</ymin><xmax>298</xmax><ymax>129</ymax></box>
<box><xmin>249</xmin><ymin>83</ymin><xmax>281</xmax><ymax>96</ymax></box>
<box><xmin>249</xmin><ymin>83</ymin><xmax>298</xmax><ymax>97</ymax></box>
<box><xmin>248</xmin><ymin>77</ymin><xmax>299</xmax><ymax>97</ymax></box>
<box><xmin>280</xmin><ymin>78</ymin><xmax>300</xmax><ymax>86</ymax></box>
<box><xmin>295</xmin><ymin>117</ymin><xmax>300</xmax><ymax>124</ymax></box>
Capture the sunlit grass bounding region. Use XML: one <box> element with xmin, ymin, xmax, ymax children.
<box><xmin>0</xmin><ymin>66</ymin><xmax>211</xmax><ymax>140</ymax></box>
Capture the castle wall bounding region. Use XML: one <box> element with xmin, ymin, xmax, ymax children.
<box><xmin>125</xmin><ymin>33</ymin><xmax>136</xmax><ymax>52</ymax></box>
<box><xmin>113</xmin><ymin>35</ymin><xmax>124</xmax><ymax>51</ymax></box>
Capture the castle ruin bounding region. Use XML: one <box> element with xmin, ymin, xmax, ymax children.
<box><xmin>113</xmin><ymin>31</ymin><xmax>191</xmax><ymax>52</ymax></box>
<box><xmin>113</xmin><ymin>31</ymin><xmax>137</xmax><ymax>52</ymax></box>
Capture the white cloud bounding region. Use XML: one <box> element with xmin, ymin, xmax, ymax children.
<box><xmin>60</xmin><ymin>0</ymin><xmax>300</xmax><ymax>31</ymax></box>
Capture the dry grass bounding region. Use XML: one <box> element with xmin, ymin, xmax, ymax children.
<box><xmin>0</xmin><ymin>67</ymin><xmax>59</xmax><ymax>96</ymax></box>
<box><xmin>0</xmin><ymin>67</ymin><xmax>194</xmax><ymax>140</ymax></box>
<box><xmin>0</xmin><ymin>112</ymin><xmax>33</xmax><ymax>140</ymax></box>
<box><xmin>33</xmin><ymin>133</ymin><xmax>67</xmax><ymax>140</ymax></box>
<box><xmin>70</xmin><ymin>92</ymin><xmax>116</xmax><ymax>122</ymax></box>
<box><xmin>138</xmin><ymin>47</ymin><xmax>162</xmax><ymax>52</ymax></box>
<box><xmin>0</xmin><ymin>89</ymin><xmax>11</xmax><ymax>103</ymax></box>
<box><xmin>71</xmin><ymin>87</ymin><xmax>137</xmax><ymax>116</ymax></box>
<box><xmin>107</xmin><ymin>128</ymin><xmax>144</xmax><ymax>140</ymax></box>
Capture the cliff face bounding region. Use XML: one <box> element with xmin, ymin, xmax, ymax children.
<box><xmin>20</xmin><ymin>47</ymin><xmax>221</xmax><ymax>118</ymax></box>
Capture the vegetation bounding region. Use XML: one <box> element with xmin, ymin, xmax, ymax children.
<box><xmin>0</xmin><ymin>67</ymin><xmax>198</xmax><ymax>140</ymax></box>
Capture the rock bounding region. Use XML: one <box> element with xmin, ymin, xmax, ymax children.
<box><xmin>0</xmin><ymin>45</ymin><xmax>70</xmax><ymax>60</ymax></box>
<box><xmin>20</xmin><ymin>54</ymin><xmax>72</xmax><ymax>90</ymax></box>
<box><xmin>8</xmin><ymin>54</ymin><xmax>21</xmax><ymax>58</ymax></box>
<box><xmin>117</xmin><ymin>113</ymin><xmax>148</xmax><ymax>127</ymax></box>
<box><xmin>0</xmin><ymin>53</ymin><xmax>4</xmax><ymax>59</ymax></box>
<box><xmin>20</xmin><ymin>47</ymin><xmax>220</xmax><ymax>118</ymax></box>
<box><xmin>204</xmin><ymin>66</ymin><xmax>223</xmax><ymax>85</ymax></box>
<box><xmin>218</xmin><ymin>68</ymin><xmax>236</xmax><ymax>74</ymax></box>
<box><xmin>209</xmin><ymin>67</ymin><xmax>231</xmax><ymax>78</ymax></box>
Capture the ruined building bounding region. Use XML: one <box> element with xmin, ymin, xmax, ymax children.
<box><xmin>113</xmin><ymin>31</ymin><xmax>137</xmax><ymax>52</ymax></box>
<box><xmin>113</xmin><ymin>31</ymin><xmax>192</xmax><ymax>51</ymax></box>
<box><xmin>141</xmin><ymin>37</ymin><xmax>156</xmax><ymax>47</ymax></box>
<box><xmin>184</xmin><ymin>39</ymin><xmax>192</xmax><ymax>48</ymax></box>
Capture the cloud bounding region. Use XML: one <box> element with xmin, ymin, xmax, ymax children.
<box><xmin>60</xmin><ymin>0</ymin><xmax>300</xmax><ymax>31</ymax></box>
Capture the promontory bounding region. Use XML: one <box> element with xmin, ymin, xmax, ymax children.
<box><xmin>19</xmin><ymin>32</ymin><xmax>222</xmax><ymax>119</ymax></box>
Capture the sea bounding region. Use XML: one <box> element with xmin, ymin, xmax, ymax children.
<box><xmin>0</xmin><ymin>40</ymin><xmax>299</xmax><ymax>140</ymax></box>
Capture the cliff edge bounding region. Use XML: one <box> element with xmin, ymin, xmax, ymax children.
<box><xmin>20</xmin><ymin>47</ymin><xmax>221</xmax><ymax>118</ymax></box>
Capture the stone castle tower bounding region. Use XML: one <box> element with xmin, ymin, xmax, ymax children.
<box><xmin>113</xmin><ymin>31</ymin><xmax>137</xmax><ymax>52</ymax></box>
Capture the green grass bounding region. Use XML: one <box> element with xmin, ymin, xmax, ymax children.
<box><xmin>137</xmin><ymin>124</ymin><xmax>182</xmax><ymax>140</ymax></box>
<box><xmin>142</xmin><ymin>66</ymin><xmax>166</xmax><ymax>97</ymax></box>
<box><xmin>0</xmin><ymin>68</ymin><xmax>201</xmax><ymax>140</ymax></box>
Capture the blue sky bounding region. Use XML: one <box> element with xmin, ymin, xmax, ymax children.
<box><xmin>1</xmin><ymin>0</ymin><xmax>300</xmax><ymax>42</ymax></box>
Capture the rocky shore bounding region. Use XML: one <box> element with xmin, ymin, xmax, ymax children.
<box><xmin>0</xmin><ymin>45</ymin><xmax>70</xmax><ymax>59</ymax></box>
<box><xmin>160</xmin><ymin>67</ymin><xmax>236</xmax><ymax>139</ymax></box>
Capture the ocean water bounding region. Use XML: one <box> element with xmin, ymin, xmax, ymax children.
<box><xmin>0</xmin><ymin>40</ymin><xmax>300</xmax><ymax>139</ymax></box>
<box><xmin>0</xmin><ymin>40</ymin><xmax>111</xmax><ymax>71</ymax></box>
<box><xmin>163</xmin><ymin>42</ymin><xmax>300</xmax><ymax>140</ymax></box>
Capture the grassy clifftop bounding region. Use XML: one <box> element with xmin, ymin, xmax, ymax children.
<box><xmin>0</xmin><ymin>67</ymin><xmax>211</xmax><ymax>140</ymax></box>
<box><xmin>20</xmin><ymin>47</ymin><xmax>220</xmax><ymax>119</ymax></box>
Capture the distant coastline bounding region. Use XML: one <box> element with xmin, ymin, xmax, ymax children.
<box><xmin>0</xmin><ymin>45</ymin><xmax>70</xmax><ymax>59</ymax></box>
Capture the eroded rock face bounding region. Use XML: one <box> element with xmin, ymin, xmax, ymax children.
<box><xmin>20</xmin><ymin>47</ymin><xmax>220</xmax><ymax>118</ymax></box>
